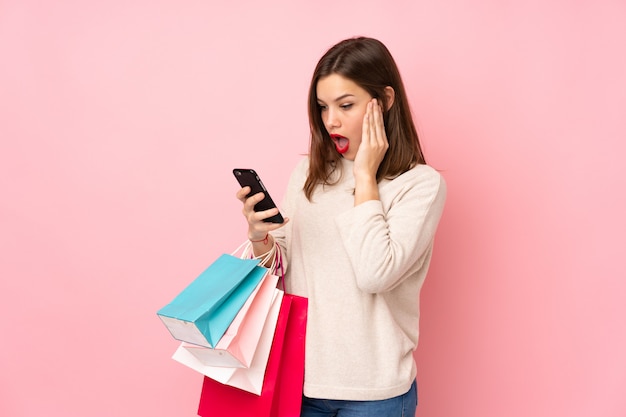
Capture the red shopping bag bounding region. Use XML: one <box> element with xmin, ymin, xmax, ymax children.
<box><xmin>198</xmin><ymin>294</ymin><xmax>307</xmax><ymax>417</ymax></box>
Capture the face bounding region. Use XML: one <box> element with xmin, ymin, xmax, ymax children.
<box><xmin>316</xmin><ymin>73</ymin><xmax>373</xmax><ymax>161</ymax></box>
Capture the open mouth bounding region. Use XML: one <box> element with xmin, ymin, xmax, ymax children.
<box><xmin>330</xmin><ymin>134</ymin><xmax>349</xmax><ymax>154</ymax></box>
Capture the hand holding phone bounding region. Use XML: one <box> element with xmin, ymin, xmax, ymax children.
<box><xmin>233</xmin><ymin>169</ymin><xmax>285</xmax><ymax>223</ymax></box>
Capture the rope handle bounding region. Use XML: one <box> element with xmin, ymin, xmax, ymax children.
<box><xmin>232</xmin><ymin>237</ymin><xmax>284</xmax><ymax>281</ymax></box>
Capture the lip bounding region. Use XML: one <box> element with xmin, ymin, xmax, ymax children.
<box><xmin>330</xmin><ymin>134</ymin><xmax>349</xmax><ymax>154</ymax></box>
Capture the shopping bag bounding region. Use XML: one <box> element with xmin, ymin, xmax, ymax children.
<box><xmin>197</xmin><ymin>294</ymin><xmax>308</xmax><ymax>417</ymax></box>
<box><xmin>157</xmin><ymin>254</ymin><xmax>267</xmax><ymax>347</ymax></box>
<box><xmin>269</xmin><ymin>295</ymin><xmax>307</xmax><ymax>417</ymax></box>
<box><xmin>183</xmin><ymin>272</ymin><xmax>279</xmax><ymax>368</ymax></box>
<box><xmin>173</xmin><ymin>271</ymin><xmax>279</xmax><ymax>369</ymax></box>
<box><xmin>173</xmin><ymin>289</ymin><xmax>284</xmax><ymax>395</ymax></box>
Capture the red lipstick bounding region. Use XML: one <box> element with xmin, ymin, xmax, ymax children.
<box><xmin>330</xmin><ymin>134</ymin><xmax>349</xmax><ymax>154</ymax></box>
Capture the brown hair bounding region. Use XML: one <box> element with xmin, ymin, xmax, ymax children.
<box><xmin>304</xmin><ymin>36</ymin><xmax>426</xmax><ymax>201</ymax></box>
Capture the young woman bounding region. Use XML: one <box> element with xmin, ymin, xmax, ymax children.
<box><xmin>236</xmin><ymin>37</ymin><xmax>446</xmax><ymax>417</ymax></box>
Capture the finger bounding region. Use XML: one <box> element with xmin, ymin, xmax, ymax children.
<box><xmin>236</xmin><ymin>186</ymin><xmax>252</xmax><ymax>202</ymax></box>
<box><xmin>253</xmin><ymin>207</ymin><xmax>282</xmax><ymax>223</ymax></box>
<box><xmin>242</xmin><ymin>195</ymin><xmax>266</xmax><ymax>222</ymax></box>
<box><xmin>373</xmin><ymin>101</ymin><xmax>386</xmax><ymax>146</ymax></box>
<box><xmin>243</xmin><ymin>191</ymin><xmax>266</xmax><ymax>211</ymax></box>
<box><xmin>368</xmin><ymin>99</ymin><xmax>385</xmax><ymax>149</ymax></box>
<box><xmin>362</xmin><ymin>102</ymin><xmax>371</xmax><ymax>144</ymax></box>
<box><xmin>369</xmin><ymin>100</ymin><xmax>378</xmax><ymax>145</ymax></box>
<box><xmin>249</xmin><ymin>214</ymin><xmax>290</xmax><ymax>238</ymax></box>
<box><xmin>251</xmin><ymin>217</ymin><xmax>290</xmax><ymax>238</ymax></box>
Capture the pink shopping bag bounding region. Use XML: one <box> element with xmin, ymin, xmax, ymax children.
<box><xmin>173</xmin><ymin>289</ymin><xmax>283</xmax><ymax>394</ymax></box>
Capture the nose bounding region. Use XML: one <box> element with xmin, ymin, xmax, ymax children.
<box><xmin>324</xmin><ymin>108</ymin><xmax>340</xmax><ymax>131</ymax></box>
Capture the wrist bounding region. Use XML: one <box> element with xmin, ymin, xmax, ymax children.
<box><xmin>353</xmin><ymin>169</ymin><xmax>377</xmax><ymax>184</ymax></box>
<box><xmin>354</xmin><ymin>177</ymin><xmax>380</xmax><ymax>205</ymax></box>
<box><xmin>249</xmin><ymin>233</ymin><xmax>269</xmax><ymax>245</ymax></box>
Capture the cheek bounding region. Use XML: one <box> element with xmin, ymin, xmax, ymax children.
<box><xmin>351</xmin><ymin>111</ymin><xmax>367</xmax><ymax>134</ymax></box>
<box><xmin>352</xmin><ymin>112</ymin><xmax>365</xmax><ymax>139</ymax></box>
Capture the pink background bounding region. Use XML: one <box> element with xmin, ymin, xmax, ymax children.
<box><xmin>1</xmin><ymin>1</ymin><xmax>625</xmax><ymax>416</ymax></box>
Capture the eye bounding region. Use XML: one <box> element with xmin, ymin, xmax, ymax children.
<box><xmin>340</xmin><ymin>103</ymin><xmax>353</xmax><ymax>110</ymax></box>
<box><xmin>317</xmin><ymin>103</ymin><xmax>327</xmax><ymax>111</ymax></box>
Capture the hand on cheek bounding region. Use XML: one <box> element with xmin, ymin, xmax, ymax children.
<box><xmin>354</xmin><ymin>98</ymin><xmax>389</xmax><ymax>180</ymax></box>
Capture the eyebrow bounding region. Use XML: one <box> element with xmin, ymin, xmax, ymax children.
<box><xmin>317</xmin><ymin>94</ymin><xmax>355</xmax><ymax>104</ymax></box>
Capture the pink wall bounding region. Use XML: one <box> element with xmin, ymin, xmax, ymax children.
<box><xmin>1</xmin><ymin>1</ymin><xmax>625</xmax><ymax>416</ymax></box>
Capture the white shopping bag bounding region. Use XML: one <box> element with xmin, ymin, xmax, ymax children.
<box><xmin>184</xmin><ymin>273</ymin><xmax>279</xmax><ymax>368</ymax></box>
<box><xmin>172</xmin><ymin>289</ymin><xmax>284</xmax><ymax>395</ymax></box>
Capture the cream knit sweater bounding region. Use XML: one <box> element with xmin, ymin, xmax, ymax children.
<box><xmin>272</xmin><ymin>157</ymin><xmax>446</xmax><ymax>401</ymax></box>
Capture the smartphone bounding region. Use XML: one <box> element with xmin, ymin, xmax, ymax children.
<box><xmin>233</xmin><ymin>168</ymin><xmax>285</xmax><ymax>223</ymax></box>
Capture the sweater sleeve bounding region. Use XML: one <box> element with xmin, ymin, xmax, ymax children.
<box><xmin>334</xmin><ymin>167</ymin><xmax>446</xmax><ymax>293</ymax></box>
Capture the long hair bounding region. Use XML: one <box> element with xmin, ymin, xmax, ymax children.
<box><xmin>304</xmin><ymin>37</ymin><xmax>426</xmax><ymax>201</ymax></box>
